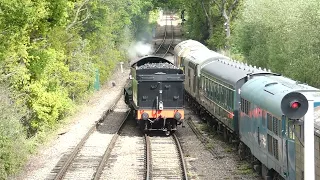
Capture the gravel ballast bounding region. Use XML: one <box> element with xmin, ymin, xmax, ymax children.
<box><xmin>100</xmin><ymin>117</ymin><xmax>145</xmax><ymax>180</ymax></box>
<box><xmin>176</xmin><ymin>106</ymin><xmax>261</xmax><ymax>180</ymax></box>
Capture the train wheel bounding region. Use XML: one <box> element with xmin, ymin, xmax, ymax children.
<box><xmin>228</xmin><ymin>135</ymin><xmax>233</xmax><ymax>144</ymax></box>
<box><xmin>261</xmin><ymin>164</ymin><xmax>272</xmax><ymax>180</ymax></box>
<box><xmin>223</xmin><ymin>127</ymin><xmax>228</xmax><ymax>142</ymax></box>
<box><xmin>238</xmin><ymin>142</ymin><xmax>246</xmax><ymax>160</ymax></box>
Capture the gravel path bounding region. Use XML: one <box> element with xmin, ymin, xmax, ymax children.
<box><xmin>176</xmin><ymin>107</ymin><xmax>262</xmax><ymax>180</ymax></box>
<box><xmin>11</xmin><ymin>67</ymin><xmax>130</xmax><ymax>180</ymax></box>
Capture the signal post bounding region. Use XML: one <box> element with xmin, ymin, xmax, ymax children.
<box><xmin>305</xmin><ymin>97</ymin><xmax>315</xmax><ymax>180</ymax></box>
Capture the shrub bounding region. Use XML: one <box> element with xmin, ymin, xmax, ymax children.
<box><xmin>0</xmin><ymin>86</ymin><xmax>29</xmax><ymax>179</ymax></box>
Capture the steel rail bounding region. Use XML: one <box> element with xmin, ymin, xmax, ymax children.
<box><xmin>172</xmin><ymin>133</ymin><xmax>189</xmax><ymax>180</ymax></box>
<box><xmin>145</xmin><ymin>133</ymin><xmax>188</xmax><ymax>180</ymax></box>
<box><xmin>53</xmin><ymin>87</ymin><xmax>125</xmax><ymax>180</ymax></box>
<box><xmin>145</xmin><ymin>134</ymin><xmax>151</xmax><ymax>180</ymax></box>
<box><xmin>187</xmin><ymin>117</ymin><xmax>223</xmax><ymax>159</ymax></box>
<box><xmin>154</xmin><ymin>12</ymin><xmax>168</xmax><ymax>55</ymax></box>
<box><xmin>92</xmin><ymin>109</ymin><xmax>131</xmax><ymax>180</ymax></box>
<box><xmin>162</xmin><ymin>13</ymin><xmax>174</xmax><ymax>58</ymax></box>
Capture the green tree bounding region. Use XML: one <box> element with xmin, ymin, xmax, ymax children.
<box><xmin>233</xmin><ymin>0</ymin><xmax>320</xmax><ymax>87</ymax></box>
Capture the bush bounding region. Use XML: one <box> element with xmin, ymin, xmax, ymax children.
<box><xmin>232</xmin><ymin>0</ymin><xmax>320</xmax><ymax>87</ymax></box>
<box><xmin>0</xmin><ymin>86</ymin><xmax>29</xmax><ymax>179</ymax></box>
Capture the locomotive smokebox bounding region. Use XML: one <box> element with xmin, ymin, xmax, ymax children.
<box><xmin>281</xmin><ymin>92</ymin><xmax>308</xmax><ymax>119</ymax></box>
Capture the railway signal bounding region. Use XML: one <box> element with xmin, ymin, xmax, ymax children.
<box><xmin>281</xmin><ymin>92</ymin><xmax>308</xmax><ymax>119</ymax></box>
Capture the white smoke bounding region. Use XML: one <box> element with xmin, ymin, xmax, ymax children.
<box><xmin>127</xmin><ymin>41</ymin><xmax>154</xmax><ymax>60</ymax></box>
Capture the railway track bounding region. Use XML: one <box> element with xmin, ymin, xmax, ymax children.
<box><xmin>154</xmin><ymin>12</ymin><xmax>174</xmax><ymax>58</ymax></box>
<box><xmin>187</xmin><ymin>117</ymin><xmax>227</xmax><ymax>159</ymax></box>
<box><xmin>48</xmin><ymin>94</ymin><xmax>130</xmax><ymax>180</ymax></box>
<box><xmin>145</xmin><ymin>134</ymin><xmax>188</xmax><ymax>180</ymax></box>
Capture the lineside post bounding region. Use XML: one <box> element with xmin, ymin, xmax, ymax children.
<box><xmin>305</xmin><ymin>98</ymin><xmax>315</xmax><ymax>180</ymax></box>
<box><xmin>120</xmin><ymin>62</ymin><xmax>124</xmax><ymax>73</ymax></box>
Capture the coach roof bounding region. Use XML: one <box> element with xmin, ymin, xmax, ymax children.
<box><xmin>201</xmin><ymin>59</ymin><xmax>268</xmax><ymax>86</ymax></box>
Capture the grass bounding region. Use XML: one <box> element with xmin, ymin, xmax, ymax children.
<box><xmin>237</xmin><ymin>163</ymin><xmax>254</xmax><ymax>175</ymax></box>
<box><xmin>187</xmin><ymin>172</ymin><xmax>197</xmax><ymax>179</ymax></box>
<box><xmin>205</xmin><ymin>142</ymin><xmax>214</xmax><ymax>150</ymax></box>
<box><xmin>224</xmin><ymin>147</ymin><xmax>233</xmax><ymax>153</ymax></box>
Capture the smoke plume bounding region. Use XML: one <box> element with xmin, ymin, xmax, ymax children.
<box><xmin>127</xmin><ymin>41</ymin><xmax>154</xmax><ymax>60</ymax></box>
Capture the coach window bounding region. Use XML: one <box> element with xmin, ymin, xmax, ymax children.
<box><xmin>181</xmin><ymin>58</ymin><xmax>184</xmax><ymax>67</ymax></box>
<box><xmin>225</xmin><ymin>89</ymin><xmax>228</xmax><ymax>108</ymax></box>
<box><xmin>231</xmin><ymin>91</ymin><xmax>234</xmax><ymax>109</ymax></box>
<box><xmin>225</xmin><ymin>89</ymin><xmax>229</xmax><ymax>108</ymax></box>
<box><xmin>206</xmin><ymin>77</ymin><xmax>208</xmax><ymax>92</ymax></box>
<box><xmin>245</xmin><ymin>100</ymin><xmax>250</xmax><ymax>115</ymax></box>
<box><xmin>229</xmin><ymin>90</ymin><xmax>233</xmax><ymax>110</ymax></box>
<box><xmin>223</xmin><ymin>88</ymin><xmax>227</xmax><ymax>106</ymax></box>
<box><xmin>296</xmin><ymin>125</ymin><xmax>303</xmax><ymax>139</ymax></box>
<box><xmin>205</xmin><ymin>77</ymin><xmax>208</xmax><ymax>94</ymax></box>
<box><xmin>202</xmin><ymin>76</ymin><xmax>205</xmax><ymax>90</ymax></box>
<box><xmin>211</xmin><ymin>80</ymin><xmax>214</xmax><ymax>98</ymax></box>
<box><xmin>214</xmin><ymin>82</ymin><xmax>218</xmax><ymax>100</ymax></box>
<box><xmin>219</xmin><ymin>85</ymin><xmax>222</xmax><ymax>103</ymax></box>
<box><xmin>221</xmin><ymin>86</ymin><xmax>224</xmax><ymax>104</ymax></box>
<box><xmin>216</xmin><ymin>84</ymin><xmax>220</xmax><ymax>102</ymax></box>
<box><xmin>209</xmin><ymin>80</ymin><xmax>212</xmax><ymax>99</ymax></box>
<box><xmin>211</xmin><ymin>81</ymin><xmax>214</xmax><ymax>99</ymax></box>
<box><xmin>215</xmin><ymin>84</ymin><xmax>218</xmax><ymax>101</ymax></box>
<box><xmin>288</xmin><ymin>124</ymin><xmax>295</xmax><ymax>139</ymax></box>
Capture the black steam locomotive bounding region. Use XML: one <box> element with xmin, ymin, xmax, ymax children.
<box><xmin>124</xmin><ymin>55</ymin><xmax>185</xmax><ymax>135</ymax></box>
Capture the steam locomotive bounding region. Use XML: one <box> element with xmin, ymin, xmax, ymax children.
<box><xmin>124</xmin><ymin>55</ymin><xmax>185</xmax><ymax>135</ymax></box>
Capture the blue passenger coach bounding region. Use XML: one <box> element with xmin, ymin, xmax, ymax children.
<box><xmin>240</xmin><ymin>75</ymin><xmax>320</xmax><ymax>179</ymax></box>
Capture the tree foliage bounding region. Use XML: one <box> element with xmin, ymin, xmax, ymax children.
<box><xmin>161</xmin><ymin>0</ymin><xmax>241</xmax><ymax>50</ymax></box>
<box><xmin>232</xmin><ymin>0</ymin><xmax>320</xmax><ymax>87</ymax></box>
<box><xmin>0</xmin><ymin>0</ymin><xmax>155</xmax><ymax>176</ymax></box>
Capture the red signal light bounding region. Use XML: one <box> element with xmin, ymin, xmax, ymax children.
<box><xmin>290</xmin><ymin>101</ymin><xmax>300</xmax><ymax>109</ymax></box>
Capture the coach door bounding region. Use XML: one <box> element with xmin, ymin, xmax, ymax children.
<box><xmin>283</xmin><ymin>116</ymin><xmax>295</xmax><ymax>180</ymax></box>
<box><xmin>188</xmin><ymin>62</ymin><xmax>196</xmax><ymax>96</ymax></box>
<box><xmin>193</xmin><ymin>65</ymin><xmax>197</xmax><ymax>96</ymax></box>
